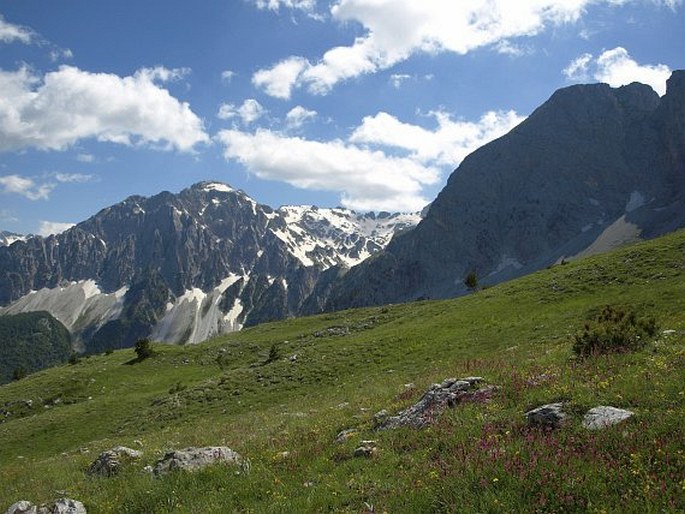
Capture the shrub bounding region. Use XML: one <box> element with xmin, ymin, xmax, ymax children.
<box><xmin>572</xmin><ymin>305</ymin><xmax>659</xmax><ymax>358</ymax></box>
<box><xmin>12</xmin><ymin>367</ymin><xmax>27</xmax><ymax>381</ymax></box>
<box><xmin>134</xmin><ymin>338</ymin><xmax>154</xmax><ymax>361</ymax></box>
<box><xmin>464</xmin><ymin>271</ymin><xmax>478</xmax><ymax>291</ymax></box>
<box><xmin>263</xmin><ymin>343</ymin><xmax>281</xmax><ymax>365</ymax></box>
<box><xmin>68</xmin><ymin>352</ymin><xmax>81</xmax><ymax>365</ymax></box>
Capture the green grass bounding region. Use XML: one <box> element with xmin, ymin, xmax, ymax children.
<box><xmin>1</xmin><ymin>230</ymin><xmax>684</xmax><ymax>512</ymax></box>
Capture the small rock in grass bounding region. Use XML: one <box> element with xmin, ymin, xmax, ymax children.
<box><xmin>525</xmin><ymin>403</ymin><xmax>566</xmax><ymax>428</ymax></box>
<box><xmin>87</xmin><ymin>446</ymin><xmax>142</xmax><ymax>477</ymax></box>
<box><xmin>373</xmin><ymin>409</ymin><xmax>389</xmax><ymax>423</ymax></box>
<box><xmin>335</xmin><ymin>429</ymin><xmax>358</xmax><ymax>443</ymax></box>
<box><xmin>42</xmin><ymin>498</ymin><xmax>86</xmax><ymax>514</ymax></box>
<box><xmin>582</xmin><ymin>406</ymin><xmax>634</xmax><ymax>430</ymax></box>
<box><xmin>354</xmin><ymin>441</ymin><xmax>378</xmax><ymax>458</ymax></box>
<box><xmin>4</xmin><ymin>501</ymin><xmax>35</xmax><ymax>514</ymax></box>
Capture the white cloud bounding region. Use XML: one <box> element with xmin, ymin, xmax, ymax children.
<box><xmin>564</xmin><ymin>47</ymin><xmax>671</xmax><ymax>95</ymax></box>
<box><xmin>0</xmin><ymin>174</ymin><xmax>54</xmax><ymax>200</ymax></box>
<box><xmin>254</xmin><ymin>0</ymin><xmax>680</xmax><ymax>98</ymax></box>
<box><xmin>351</xmin><ymin>110</ymin><xmax>524</xmax><ymax>166</ymax></box>
<box><xmin>252</xmin><ymin>56</ymin><xmax>309</xmax><ymax>99</ymax></box>
<box><xmin>0</xmin><ymin>65</ymin><xmax>209</xmax><ymax>152</ymax></box>
<box><xmin>285</xmin><ymin>105</ymin><xmax>317</xmax><ymax>128</ymax></box>
<box><xmin>389</xmin><ymin>74</ymin><xmax>411</xmax><ymax>89</ymax></box>
<box><xmin>221</xmin><ymin>70</ymin><xmax>236</xmax><ymax>83</ymax></box>
<box><xmin>76</xmin><ymin>153</ymin><xmax>95</xmax><ymax>163</ymax></box>
<box><xmin>38</xmin><ymin>221</ymin><xmax>75</xmax><ymax>237</ymax></box>
<box><xmin>0</xmin><ymin>14</ymin><xmax>33</xmax><ymax>44</ymax></box>
<box><xmin>0</xmin><ymin>209</ymin><xmax>18</xmax><ymax>223</ymax></box>
<box><xmin>53</xmin><ymin>172</ymin><xmax>95</xmax><ymax>183</ymax></box>
<box><xmin>563</xmin><ymin>53</ymin><xmax>593</xmax><ymax>81</ymax></box>
<box><xmin>49</xmin><ymin>48</ymin><xmax>74</xmax><ymax>62</ymax></box>
<box><xmin>217</xmin><ymin>99</ymin><xmax>266</xmax><ymax>124</ymax></box>
<box><xmin>217</xmin><ymin>128</ymin><xmax>439</xmax><ymax>211</ymax></box>
<box><xmin>216</xmin><ymin>106</ymin><xmax>523</xmax><ymax>211</ymax></box>
<box><xmin>252</xmin><ymin>0</ymin><xmax>315</xmax><ymax>11</ymax></box>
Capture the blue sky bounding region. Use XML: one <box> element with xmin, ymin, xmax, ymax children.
<box><xmin>0</xmin><ymin>0</ymin><xmax>683</xmax><ymax>235</ymax></box>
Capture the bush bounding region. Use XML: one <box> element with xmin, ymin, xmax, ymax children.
<box><xmin>68</xmin><ymin>352</ymin><xmax>81</xmax><ymax>365</ymax></box>
<box><xmin>134</xmin><ymin>338</ymin><xmax>154</xmax><ymax>361</ymax></box>
<box><xmin>573</xmin><ymin>305</ymin><xmax>659</xmax><ymax>358</ymax></box>
<box><xmin>464</xmin><ymin>271</ymin><xmax>478</xmax><ymax>291</ymax></box>
<box><xmin>263</xmin><ymin>343</ymin><xmax>281</xmax><ymax>365</ymax></box>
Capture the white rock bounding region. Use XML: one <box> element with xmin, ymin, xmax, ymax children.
<box><xmin>582</xmin><ymin>406</ymin><xmax>634</xmax><ymax>430</ymax></box>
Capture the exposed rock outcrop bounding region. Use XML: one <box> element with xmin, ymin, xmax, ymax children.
<box><xmin>377</xmin><ymin>377</ymin><xmax>492</xmax><ymax>430</ymax></box>
<box><xmin>87</xmin><ymin>446</ymin><xmax>142</xmax><ymax>477</ymax></box>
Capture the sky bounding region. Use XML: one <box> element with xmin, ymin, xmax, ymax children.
<box><xmin>0</xmin><ymin>0</ymin><xmax>683</xmax><ymax>236</ymax></box>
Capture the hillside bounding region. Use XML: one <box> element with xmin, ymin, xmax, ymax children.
<box><xmin>0</xmin><ymin>311</ymin><xmax>71</xmax><ymax>385</ymax></box>
<box><xmin>0</xmin><ymin>229</ymin><xmax>683</xmax><ymax>512</ymax></box>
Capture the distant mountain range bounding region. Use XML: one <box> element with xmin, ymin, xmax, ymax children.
<box><xmin>0</xmin><ymin>183</ymin><xmax>419</xmax><ymax>352</ymax></box>
<box><xmin>1</xmin><ymin>71</ymin><xmax>683</xmax><ymax>352</ymax></box>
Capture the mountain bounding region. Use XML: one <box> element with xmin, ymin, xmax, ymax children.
<box><xmin>324</xmin><ymin>71</ymin><xmax>685</xmax><ymax>310</ymax></box>
<box><xmin>0</xmin><ymin>182</ymin><xmax>419</xmax><ymax>352</ymax></box>
<box><xmin>0</xmin><ymin>231</ymin><xmax>26</xmax><ymax>247</ymax></box>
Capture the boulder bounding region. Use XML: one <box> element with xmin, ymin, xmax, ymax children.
<box><xmin>153</xmin><ymin>446</ymin><xmax>245</xmax><ymax>476</ymax></box>
<box><xmin>582</xmin><ymin>406</ymin><xmax>634</xmax><ymax>430</ymax></box>
<box><xmin>525</xmin><ymin>403</ymin><xmax>566</xmax><ymax>428</ymax></box>
<box><xmin>377</xmin><ymin>376</ymin><xmax>489</xmax><ymax>430</ymax></box>
<box><xmin>87</xmin><ymin>446</ymin><xmax>142</xmax><ymax>477</ymax></box>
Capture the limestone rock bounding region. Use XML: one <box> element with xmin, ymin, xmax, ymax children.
<box><xmin>87</xmin><ymin>446</ymin><xmax>142</xmax><ymax>477</ymax></box>
<box><xmin>5</xmin><ymin>499</ymin><xmax>86</xmax><ymax>514</ymax></box>
<box><xmin>153</xmin><ymin>446</ymin><xmax>245</xmax><ymax>476</ymax></box>
<box><xmin>334</xmin><ymin>429</ymin><xmax>358</xmax><ymax>443</ymax></box>
<box><xmin>5</xmin><ymin>501</ymin><xmax>36</xmax><ymax>514</ymax></box>
<box><xmin>582</xmin><ymin>406</ymin><xmax>634</xmax><ymax>430</ymax></box>
<box><xmin>526</xmin><ymin>403</ymin><xmax>566</xmax><ymax>428</ymax></box>
<box><xmin>354</xmin><ymin>440</ymin><xmax>377</xmax><ymax>458</ymax></box>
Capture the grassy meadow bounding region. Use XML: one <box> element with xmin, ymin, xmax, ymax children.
<box><xmin>0</xmin><ymin>230</ymin><xmax>683</xmax><ymax>513</ymax></box>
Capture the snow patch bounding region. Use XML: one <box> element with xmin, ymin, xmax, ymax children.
<box><xmin>625</xmin><ymin>191</ymin><xmax>646</xmax><ymax>213</ymax></box>
<box><xmin>202</xmin><ymin>182</ymin><xmax>234</xmax><ymax>193</ymax></box>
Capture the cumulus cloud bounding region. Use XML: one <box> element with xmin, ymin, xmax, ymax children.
<box><xmin>564</xmin><ymin>47</ymin><xmax>671</xmax><ymax>95</ymax></box>
<box><xmin>217</xmin><ymin>106</ymin><xmax>523</xmax><ymax>211</ymax></box>
<box><xmin>0</xmin><ymin>65</ymin><xmax>209</xmax><ymax>152</ymax></box>
<box><xmin>217</xmin><ymin>128</ymin><xmax>439</xmax><ymax>211</ymax></box>
<box><xmin>38</xmin><ymin>221</ymin><xmax>75</xmax><ymax>237</ymax></box>
<box><xmin>254</xmin><ymin>0</ymin><xmax>680</xmax><ymax>98</ymax></box>
<box><xmin>0</xmin><ymin>174</ymin><xmax>54</xmax><ymax>200</ymax></box>
<box><xmin>252</xmin><ymin>56</ymin><xmax>309</xmax><ymax>99</ymax></box>
<box><xmin>217</xmin><ymin>99</ymin><xmax>266</xmax><ymax>124</ymax></box>
<box><xmin>285</xmin><ymin>106</ymin><xmax>317</xmax><ymax>128</ymax></box>
<box><xmin>351</xmin><ymin>110</ymin><xmax>524</xmax><ymax>166</ymax></box>
<box><xmin>0</xmin><ymin>14</ymin><xmax>33</xmax><ymax>44</ymax></box>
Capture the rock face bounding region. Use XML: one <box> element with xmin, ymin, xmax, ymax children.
<box><xmin>377</xmin><ymin>376</ymin><xmax>488</xmax><ymax>430</ymax></box>
<box><xmin>0</xmin><ymin>231</ymin><xmax>26</xmax><ymax>248</ymax></box>
<box><xmin>153</xmin><ymin>446</ymin><xmax>245</xmax><ymax>476</ymax></box>
<box><xmin>0</xmin><ymin>182</ymin><xmax>419</xmax><ymax>352</ymax></box>
<box><xmin>582</xmin><ymin>406</ymin><xmax>634</xmax><ymax>430</ymax></box>
<box><xmin>525</xmin><ymin>403</ymin><xmax>566</xmax><ymax>428</ymax></box>
<box><xmin>325</xmin><ymin>71</ymin><xmax>685</xmax><ymax>310</ymax></box>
